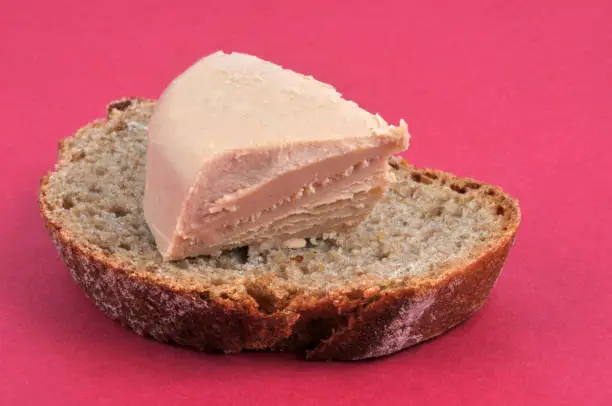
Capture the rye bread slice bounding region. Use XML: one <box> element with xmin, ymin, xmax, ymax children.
<box><xmin>39</xmin><ymin>98</ymin><xmax>520</xmax><ymax>360</ymax></box>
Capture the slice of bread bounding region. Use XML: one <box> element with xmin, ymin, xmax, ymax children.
<box><xmin>39</xmin><ymin>98</ymin><xmax>520</xmax><ymax>360</ymax></box>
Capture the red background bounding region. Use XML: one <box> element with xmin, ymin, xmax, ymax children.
<box><xmin>1</xmin><ymin>0</ymin><xmax>610</xmax><ymax>404</ymax></box>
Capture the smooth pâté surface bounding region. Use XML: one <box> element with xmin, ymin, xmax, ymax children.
<box><xmin>1</xmin><ymin>0</ymin><xmax>611</xmax><ymax>405</ymax></box>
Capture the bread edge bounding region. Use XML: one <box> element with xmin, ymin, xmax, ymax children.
<box><xmin>39</xmin><ymin>97</ymin><xmax>521</xmax><ymax>361</ymax></box>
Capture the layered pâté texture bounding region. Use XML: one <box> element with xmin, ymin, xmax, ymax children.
<box><xmin>40</xmin><ymin>98</ymin><xmax>520</xmax><ymax>360</ymax></box>
<box><xmin>144</xmin><ymin>51</ymin><xmax>409</xmax><ymax>260</ymax></box>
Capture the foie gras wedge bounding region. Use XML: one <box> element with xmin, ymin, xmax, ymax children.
<box><xmin>144</xmin><ymin>51</ymin><xmax>409</xmax><ymax>260</ymax></box>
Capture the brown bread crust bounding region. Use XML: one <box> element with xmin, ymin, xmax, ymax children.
<box><xmin>39</xmin><ymin>98</ymin><xmax>520</xmax><ymax>360</ymax></box>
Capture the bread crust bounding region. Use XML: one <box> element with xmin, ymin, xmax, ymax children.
<box><xmin>39</xmin><ymin>98</ymin><xmax>520</xmax><ymax>360</ymax></box>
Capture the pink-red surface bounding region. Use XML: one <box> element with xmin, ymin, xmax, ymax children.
<box><xmin>1</xmin><ymin>1</ymin><xmax>610</xmax><ymax>405</ymax></box>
